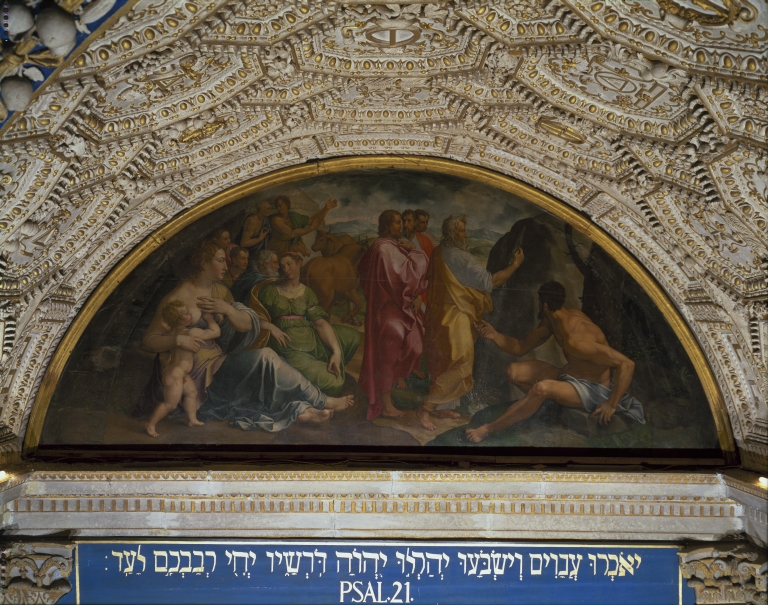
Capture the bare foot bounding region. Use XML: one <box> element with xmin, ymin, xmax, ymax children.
<box><xmin>394</xmin><ymin>378</ymin><xmax>408</xmax><ymax>390</ymax></box>
<box><xmin>297</xmin><ymin>408</ymin><xmax>333</xmax><ymax>423</ymax></box>
<box><xmin>466</xmin><ymin>424</ymin><xmax>491</xmax><ymax>443</ymax></box>
<box><xmin>187</xmin><ymin>418</ymin><xmax>205</xmax><ymax>427</ymax></box>
<box><xmin>412</xmin><ymin>369</ymin><xmax>427</xmax><ymax>380</ymax></box>
<box><xmin>435</xmin><ymin>410</ymin><xmax>461</xmax><ymax>419</ymax></box>
<box><xmin>144</xmin><ymin>422</ymin><xmax>159</xmax><ymax>438</ymax></box>
<box><xmin>382</xmin><ymin>403</ymin><xmax>405</xmax><ymax>418</ymax></box>
<box><xmin>417</xmin><ymin>407</ymin><xmax>436</xmax><ymax>431</ymax></box>
<box><xmin>326</xmin><ymin>394</ymin><xmax>354</xmax><ymax>411</ymax></box>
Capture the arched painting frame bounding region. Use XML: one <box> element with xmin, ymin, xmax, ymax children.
<box><xmin>25</xmin><ymin>156</ymin><xmax>736</xmax><ymax>462</ymax></box>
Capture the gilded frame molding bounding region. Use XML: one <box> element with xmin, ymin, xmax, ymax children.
<box><xmin>22</xmin><ymin>156</ymin><xmax>737</xmax><ymax>458</ymax></box>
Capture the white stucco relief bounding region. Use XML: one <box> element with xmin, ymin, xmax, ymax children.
<box><xmin>0</xmin><ymin>0</ymin><xmax>764</xmax><ymax>465</ymax></box>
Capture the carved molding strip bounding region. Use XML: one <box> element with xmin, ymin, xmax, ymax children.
<box><xmin>14</xmin><ymin>469</ymin><xmax>728</xmax><ymax>483</ymax></box>
<box><xmin>0</xmin><ymin>469</ymin><xmax>758</xmax><ymax>543</ymax></box>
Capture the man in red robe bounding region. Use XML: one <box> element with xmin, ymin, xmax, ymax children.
<box><xmin>414</xmin><ymin>209</ymin><xmax>435</xmax><ymax>259</ymax></box>
<box><xmin>359</xmin><ymin>210</ymin><xmax>429</xmax><ymax>419</ymax></box>
<box><xmin>402</xmin><ymin>209</ymin><xmax>435</xmax><ymax>315</ymax></box>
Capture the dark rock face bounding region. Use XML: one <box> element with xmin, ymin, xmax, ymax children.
<box><xmin>485</xmin><ymin>217</ymin><xmax>557</xmax><ymax>337</ymax></box>
<box><xmin>559</xmin><ymin>408</ymin><xmax>633</xmax><ymax>439</ymax></box>
<box><xmin>473</xmin><ymin>216</ymin><xmax>562</xmax><ymax>395</ymax></box>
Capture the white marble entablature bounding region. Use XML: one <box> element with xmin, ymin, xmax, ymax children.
<box><xmin>0</xmin><ymin>469</ymin><xmax>765</xmax><ymax>548</ymax></box>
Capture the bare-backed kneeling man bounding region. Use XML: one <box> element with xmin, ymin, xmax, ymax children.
<box><xmin>466</xmin><ymin>281</ymin><xmax>644</xmax><ymax>443</ymax></box>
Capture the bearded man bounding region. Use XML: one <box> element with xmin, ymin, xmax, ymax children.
<box><xmin>402</xmin><ymin>209</ymin><xmax>418</xmax><ymax>246</ymax></box>
<box><xmin>466</xmin><ymin>281</ymin><xmax>644</xmax><ymax>443</ymax></box>
<box><xmin>359</xmin><ymin>210</ymin><xmax>429</xmax><ymax>419</ymax></box>
<box><xmin>418</xmin><ymin>215</ymin><xmax>524</xmax><ymax>430</ymax></box>
<box><xmin>402</xmin><ymin>208</ymin><xmax>431</xmax><ymax>317</ymax></box>
<box><xmin>268</xmin><ymin>194</ymin><xmax>338</xmax><ymax>257</ymax></box>
<box><xmin>231</xmin><ymin>249</ymin><xmax>280</xmax><ymax>305</ymax></box>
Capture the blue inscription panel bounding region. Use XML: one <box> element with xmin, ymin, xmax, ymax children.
<box><xmin>76</xmin><ymin>541</ymin><xmax>693</xmax><ymax>605</ymax></box>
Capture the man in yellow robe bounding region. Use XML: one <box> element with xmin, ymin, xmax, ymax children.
<box><xmin>418</xmin><ymin>215</ymin><xmax>524</xmax><ymax>430</ymax></box>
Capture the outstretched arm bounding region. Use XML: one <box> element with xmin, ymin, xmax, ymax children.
<box><xmin>259</xmin><ymin>319</ymin><xmax>291</xmax><ymax>348</ymax></box>
<box><xmin>567</xmin><ymin>340</ymin><xmax>635</xmax><ymax>424</ymax></box>
<box><xmin>308</xmin><ymin>198</ymin><xmax>338</xmax><ymax>229</ymax></box>
<box><xmin>491</xmin><ymin>248</ymin><xmax>524</xmax><ymax>289</ymax></box>
<box><xmin>273</xmin><ymin>215</ymin><xmax>316</xmax><ymax>238</ymax></box>
<box><xmin>476</xmin><ymin>319</ymin><xmax>552</xmax><ymax>356</ymax></box>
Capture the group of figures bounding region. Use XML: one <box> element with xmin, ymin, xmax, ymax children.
<box><xmin>135</xmin><ymin>194</ymin><xmax>645</xmax><ymax>443</ymax></box>
<box><xmin>136</xmin><ymin>196</ymin><xmax>358</xmax><ymax>437</ymax></box>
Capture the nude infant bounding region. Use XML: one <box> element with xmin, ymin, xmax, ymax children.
<box><xmin>144</xmin><ymin>300</ymin><xmax>221</xmax><ymax>438</ymax></box>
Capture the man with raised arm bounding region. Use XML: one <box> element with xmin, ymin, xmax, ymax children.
<box><xmin>466</xmin><ymin>281</ymin><xmax>644</xmax><ymax>443</ymax></box>
<box><xmin>268</xmin><ymin>194</ymin><xmax>339</xmax><ymax>257</ymax></box>
<box><xmin>417</xmin><ymin>215</ymin><xmax>524</xmax><ymax>431</ymax></box>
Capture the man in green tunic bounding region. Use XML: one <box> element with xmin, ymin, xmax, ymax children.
<box><xmin>268</xmin><ymin>195</ymin><xmax>339</xmax><ymax>257</ymax></box>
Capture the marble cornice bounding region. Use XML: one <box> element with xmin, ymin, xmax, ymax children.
<box><xmin>1</xmin><ymin>468</ymin><xmax>765</xmax><ymax>545</ymax></box>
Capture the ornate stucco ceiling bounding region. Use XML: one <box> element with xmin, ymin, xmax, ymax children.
<box><xmin>0</xmin><ymin>0</ymin><xmax>765</xmax><ymax>466</ymax></box>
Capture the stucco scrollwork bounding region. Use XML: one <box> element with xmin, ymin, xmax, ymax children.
<box><xmin>0</xmin><ymin>0</ymin><xmax>764</xmax><ymax>466</ymax></box>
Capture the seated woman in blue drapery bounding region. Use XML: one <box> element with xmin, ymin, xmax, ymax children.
<box><xmin>134</xmin><ymin>239</ymin><xmax>354</xmax><ymax>436</ymax></box>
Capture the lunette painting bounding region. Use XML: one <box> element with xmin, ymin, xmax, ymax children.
<box><xmin>39</xmin><ymin>169</ymin><xmax>720</xmax><ymax>454</ymax></box>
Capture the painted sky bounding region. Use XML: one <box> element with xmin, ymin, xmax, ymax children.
<box><xmin>295</xmin><ymin>171</ymin><xmax>543</xmax><ymax>236</ymax></box>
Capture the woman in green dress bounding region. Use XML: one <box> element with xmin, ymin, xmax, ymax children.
<box><xmin>258</xmin><ymin>251</ymin><xmax>361</xmax><ymax>396</ymax></box>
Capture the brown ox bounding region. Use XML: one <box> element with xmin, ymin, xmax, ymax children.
<box><xmin>301</xmin><ymin>230</ymin><xmax>366</xmax><ymax>326</ymax></box>
<box><xmin>312</xmin><ymin>229</ymin><xmax>366</xmax><ymax>265</ymax></box>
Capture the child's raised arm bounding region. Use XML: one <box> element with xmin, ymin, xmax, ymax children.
<box><xmin>191</xmin><ymin>312</ymin><xmax>221</xmax><ymax>340</ymax></box>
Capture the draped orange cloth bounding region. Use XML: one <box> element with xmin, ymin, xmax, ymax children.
<box><xmin>422</xmin><ymin>245</ymin><xmax>492</xmax><ymax>410</ymax></box>
<box><xmin>415</xmin><ymin>231</ymin><xmax>434</xmax><ymax>259</ymax></box>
